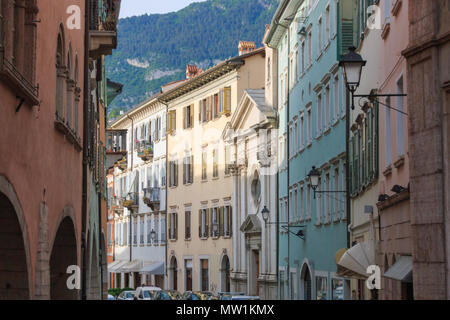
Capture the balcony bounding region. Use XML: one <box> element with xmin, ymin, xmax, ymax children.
<box><xmin>0</xmin><ymin>49</ymin><xmax>40</xmax><ymax>106</ymax></box>
<box><xmin>137</xmin><ymin>140</ymin><xmax>154</xmax><ymax>162</ymax></box>
<box><xmin>114</xmin><ymin>156</ymin><xmax>127</xmax><ymax>171</ymax></box>
<box><xmin>112</xmin><ymin>196</ymin><xmax>124</xmax><ymax>215</ymax></box>
<box><xmin>89</xmin><ymin>0</ymin><xmax>121</xmax><ymax>59</ymax></box>
<box><xmin>143</xmin><ymin>187</ymin><xmax>160</xmax><ymax>211</ymax></box>
<box><xmin>123</xmin><ymin>192</ymin><xmax>138</xmax><ymax>211</ymax></box>
<box><xmin>106</xmin><ymin>129</ymin><xmax>127</xmax><ymax>168</ymax></box>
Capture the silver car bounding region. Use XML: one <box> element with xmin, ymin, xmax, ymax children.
<box><xmin>117</xmin><ymin>290</ymin><xmax>135</xmax><ymax>300</ymax></box>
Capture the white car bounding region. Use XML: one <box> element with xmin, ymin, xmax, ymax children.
<box><xmin>134</xmin><ymin>286</ymin><xmax>162</xmax><ymax>300</ymax></box>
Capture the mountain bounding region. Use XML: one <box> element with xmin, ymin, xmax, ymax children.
<box><xmin>106</xmin><ymin>0</ymin><xmax>279</xmax><ymax>119</ymax></box>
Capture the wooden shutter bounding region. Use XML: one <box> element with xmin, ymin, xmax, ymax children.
<box><xmin>174</xmin><ymin>213</ymin><xmax>178</xmax><ymax>240</ymax></box>
<box><xmin>337</xmin><ymin>0</ymin><xmax>358</xmax><ymax>60</ymax></box>
<box><xmin>206</xmin><ymin>208</ymin><xmax>210</xmax><ymax>238</ymax></box>
<box><xmin>183</xmin><ymin>157</ymin><xmax>186</xmax><ymax>185</ymax></box>
<box><xmin>199</xmin><ymin>210</ymin><xmax>202</xmax><ymax>238</ymax></box>
<box><xmin>168</xmin><ymin>213</ymin><xmax>172</xmax><ymax>240</ymax></box>
<box><xmin>190</xmin><ymin>155</ymin><xmax>194</xmax><ymax>183</ymax></box>
<box><xmin>219</xmin><ymin>207</ymin><xmax>224</xmax><ymax>237</ymax></box>
<box><xmin>190</xmin><ymin>104</ymin><xmax>194</xmax><ymax>128</ymax></box>
<box><xmin>174</xmin><ymin>161</ymin><xmax>178</xmax><ymax>187</ymax></box>
<box><xmin>183</xmin><ymin>107</ymin><xmax>186</xmax><ymax>129</ymax></box>
<box><xmin>224</xmin><ymin>87</ymin><xmax>231</xmax><ymax>114</ymax></box>
<box><xmin>228</xmin><ymin>206</ymin><xmax>232</xmax><ymax>236</ymax></box>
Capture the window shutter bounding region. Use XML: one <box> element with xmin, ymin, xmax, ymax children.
<box><xmin>190</xmin><ymin>104</ymin><xmax>194</xmax><ymax>128</ymax></box>
<box><xmin>224</xmin><ymin>87</ymin><xmax>231</xmax><ymax>114</ymax></box>
<box><xmin>219</xmin><ymin>207</ymin><xmax>224</xmax><ymax>237</ymax></box>
<box><xmin>183</xmin><ymin>107</ymin><xmax>186</xmax><ymax>129</ymax></box>
<box><xmin>199</xmin><ymin>101</ymin><xmax>202</xmax><ymax>122</ymax></box>
<box><xmin>206</xmin><ymin>208</ymin><xmax>210</xmax><ymax>238</ymax></box>
<box><xmin>174</xmin><ymin>161</ymin><xmax>178</xmax><ymax>187</ymax></box>
<box><xmin>337</xmin><ymin>0</ymin><xmax>358</xmax><ymax>60</ymax></box>
<box><xmin>174</xmin><ymin>213</ymin><xmax>178</xmax><ymax>240</ymax></box>
<box><xmin>229</xmin><ymin>206</ymin><xmax>232</xmax><ymax>236</ymax></box>
<box><xmin>199</xmin><ymin>210</ymin><xmax>202</xmax><ymax>238</ymax></box>
<box><xmin>183</xmin><ymin>158</ymin><xmax>186</xmax><ymax>185</ymax></box>
<box><xmin>168</xmin><ymin>213</ymin><xmax>172</xmax><ymax>240</ymax></box>
<box><xmin>190</xmin><ymin>155</ymin><xmax>194</xmax><ymax>183</ymax></box>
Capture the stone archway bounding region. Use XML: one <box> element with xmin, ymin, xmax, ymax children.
<box><xmin>50</xmin><ymin>215</ymin><xmax>78</xmax><ymax>300</ymax></box>
<box><xmin>0</xmin><ymin>192</ymin><xmax>30</xmax><ymax>299</ymax></box>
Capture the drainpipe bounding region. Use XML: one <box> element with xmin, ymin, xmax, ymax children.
<box><xmin>81</xmin><ymin>0</ymin><xmax>90</xmax><ymax>301</ymax></box>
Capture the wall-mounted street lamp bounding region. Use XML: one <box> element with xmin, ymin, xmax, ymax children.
<box><xmin>261</xmin><ymin>206</ymin><xmax>306</xmax><ymax>240</ymax></box>
<box><xmin>339</xmin><ymin>47</ymin><xmax>407</xmax><ymax>110</ymax></box>
<box><xmin>307</xmin><ymin>166</ymin><xmax>347</xmax><ymax>199</ymax></box>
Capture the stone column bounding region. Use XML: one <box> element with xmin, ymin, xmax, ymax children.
<box><xmin>34</xmin><ymin>202</ymin><xmax>50</xmax><ymax>299</ymax></box>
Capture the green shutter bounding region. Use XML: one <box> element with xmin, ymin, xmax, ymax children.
<box><xmin>337</xmin><ymin>0</ymin><xmax>359</xmax><ymax>60</ymax></box>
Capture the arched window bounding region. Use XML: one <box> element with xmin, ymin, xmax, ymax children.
<box><xmin>66</xmin><ymin>44</ymin><xmax>73</xmax><ymax>127</ymax></box>
<box><xmin>55</xmin><ymin>26</ymin><xmax>66</xmax><ymax>121</ymax></box>
<box><xmin>74</xmin><ymin>55</ymin><xmax>80</xmax><ymax>134</ymax></box>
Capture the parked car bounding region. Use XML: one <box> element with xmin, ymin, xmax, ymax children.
<box><xmin>229</xmin><ymin>295</ymin><xmax>261</xmax><ymax>300</ymax></box>
<box><xmin>107</xmin><ymin>294</ymin><xmax>116</xmax><ymax>300</ymax></box>
<box><xmin>151</xmin><ymin>290</ymin><xmax>174</xmax><ymax>300</ymax></box>
<box><xmin>134</xmin><ymin>286</ymin><xmax>161</xmax><ymax>300</ymax></box>
<box><xmin>218</xmin><ymin>292</ymin><xmax>245</xmax><ymax>300</ymax></box>
<box><xmin>181</xmin><ymin>291</ymin><xmax>201</xmax><ymax>300</ymax></box>
<box><xmin>116</xmin><ymin>290</ymin><xmax>135</xmax><ymax>300</ymax></box>
<box><xmin>166</xmin><ymin>290</ymin><xmax>182</xmax><ymax>300</ymax></box>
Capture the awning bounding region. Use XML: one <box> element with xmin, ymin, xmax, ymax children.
<box><xmin>108</xmin><ymin>260</ymin><xmax>128</xmax><ymax>273</ymax></box>
<box><xmin>336</xmin><ymin>241</ymin><xmax>376</xmax><ymax>279</ymax></box>
<box><xmin>139</xmin><ymin>261</ymin><xmax>165</xmax><ymax>275</ymax></box>
<box><xmin>384</xmin><ymin>256</ymin><xmax>413</xmax><ymax>283</ymax></box>
<box><xmin>117</xmin><ymin>260</ymin><xmax>142</xmax><ymax>273</ymax></box>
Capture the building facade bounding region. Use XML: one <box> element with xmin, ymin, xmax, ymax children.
<box><xmin>0</xmin><ymin>0</ymin><xmax>120</xmax><ymax>299</ymax></box>
<box><xmin>403</xmin><ymin>0</ymin><xmax>450</xmax><ymax>299</ymax></box>
<box><xmin>267</xmin><ymin>0</ymin><xmax>352</xmax><ymax>300</ymax></box>
<box><xmin>107</xmin><ymin>96</ymin><xmax>167</xmax><ymax>289</ymax></box>
<box><xmin>161</xmin><ymin>47</ymin><xmax>265</xmax><ymax>294</ymax></box>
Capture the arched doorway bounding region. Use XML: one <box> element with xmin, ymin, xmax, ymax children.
<box><xmin>0</xmin><ymin>193</ymin><xmax>29</xmax><ymax>299</ymax></box>
<box><xmin>169</xmin><ymin>256</ymin><xmax>178</xmax><ymax>291</ymax></box>
<box><xmin>50</xmin><ymin>216</ymin><xmax>78</xmax><ymax>300</ymax></box>
<box><xmin>300</xmin><ymin>264</ymin><xmax>312</xmax><ymax>300</ymax></box>
<box><xmin>221</xmin><ymin>255</ymin><xmax>231</xmax><ymax>293</ymax></box>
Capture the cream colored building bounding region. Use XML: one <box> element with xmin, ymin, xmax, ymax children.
<box><xmin>160</xmin><ymin>46</ymin><xmax>265</xmax><ymax>294</ymax></box>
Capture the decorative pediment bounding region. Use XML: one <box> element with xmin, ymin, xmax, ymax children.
<box><xmin>240</xmin><ymin>214</ymin><xmax>262</xmax><ymax>234</ymax></box>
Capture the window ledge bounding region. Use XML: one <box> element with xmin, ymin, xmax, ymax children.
<box><xmin>383</xmin><ymin>165</ymin><xmax>393</xmax><ymax>177</ymax></box>
<box><xmin>391</xmin><ymin>0</ymin><xmax>402</xmax><ymax>16</ymax></box>
<box><xmin>332</xmin><ymin>118</ymin><xmax>339</xmax><ymax>127</ymax></box>
<box><xmin>323</xmin><ymin>127</ymin><xmax>331</xmax><ymax>135</ymax></box>
<box><xmin>381</xmin><ymin>22</ymin><xmax>391</xmax><ymax>40</ymax></box>
<box><xmin>394</xmin><ymin>155</ymin><xmax>405</xmax><ymax>169</ymax></box>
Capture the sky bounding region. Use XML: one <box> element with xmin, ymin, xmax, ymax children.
<box><xmin>119</xmin><ymin>0</ymin><xmax>208</xmax><ymax>18</ymax></box>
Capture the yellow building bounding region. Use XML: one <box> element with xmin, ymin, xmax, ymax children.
<box><xmin>160</xmin><ymin>45</ymin><xmax>265</xmax><ymax>293</ymax></box>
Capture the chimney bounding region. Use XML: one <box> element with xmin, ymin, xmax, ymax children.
<box><xmin>238</xmin><ymin>41</ymin><xmax>256</xmax><ymax>56</ymax></box>
<box><xmin>186</xmin><ymin>64</ymin><xmax>199</xmax><ymax>80</ymax></box>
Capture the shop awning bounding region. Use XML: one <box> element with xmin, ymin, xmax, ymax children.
<box><xmin>117</xmin><ymin>260</ymin><xmax>142</xmax><ymax>273</ymax></box>
<box><xmin>108</xmin><ymin>260</ymin><xmax>128</xmax><ymax>273</ymax></box>
<box><xmin>336</xmin><ymin>241</ymin><xmax>376</xmax><ymax>279</ymax></box>
<box><xmin>139</xmin><ymin>261</ymin><xmax>165</xmax><ymax>275</ymax></box>
<box><xmin>384</xmin><ymin>256</ymin><xmax>413</xmax><ymax>283</ymax></box>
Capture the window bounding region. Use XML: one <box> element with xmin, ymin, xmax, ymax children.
<box><xmin>307</xmin><ymin>108</ymin><xmax>312</xmax><ymax>145</ymax></box>
<box><xmin>300</xmin><ymin>186</ymin><xmax>304</xmax><ymax>221</ymax></box>
<box><xmin>211</xmin><ymin>207</ymin><xmax>219</xmax><ymax>237</ymax></box>
<box><xmin>140</xmin><ymin>217</ymin><xmax>144</xmax><ymax>244</ymax></box>
<box><xmin>301</xmin><ymin>41</ymin><xmax>305</xmax><ymax>74</ymax></box>
<box><xmin>199</xmin><ymin>208</ymin><xmax>209</xmax><ymax>238</ymax></box>
<box><xmin>294</xmin><ymin>188</ymin><xmax>298</xmax><ymax>221</ymax></box>
<box><xmin>169</xmin><ymin>160</ymin><xmax>178</xmax><ymax>187</ymax></box>
<box><xmin>316</xmin><ymin>178</ymin><xmax>322</xmax><ymax>225</ymax></box>
<box><xmin>185</xmin><ymin>210</ymin><xmax>191</xmax><ymax>240</ymax></box>
<box><xmin>161</xmin><ymin>162</ymin><xmax>166</xmax><ymax>187</ymax></box>
<box><xmin>200</xmin><ymin>259</ymin><xmax>209</xmax><ymax>291</ymax></box>
<box><xmin>316</xmin><ymin>276</ymin><xmax>328</xmax><ymax>300</ymax></box>
<box><xmin>307</xmin><ymin>185</ymin><xmax>311</xmax><ymax>220</ymax></box>
<box><xmin>308</xmin><ymin>30</ymin><xmax>312</xmax><ymax>66</ymax></box>
<box><xmin>318</xmin><ymin>18</ymin><xmax>322</xmax><ymax>54</ymax></box>
<box><xmin>325</xmin><ymin>173</ymin><xmax>330</xmax><ymax>223</ymax></box>
<box><xmin>133</xmin><ymin>218</ymin><xmax>137</xmax><ymax>245</ymax></box>
<box><xmin>332</xmin><ymin>278</ymin><xmax>344</xmax><ymax>300</ymax></box>
<box><xmin>334</xmin><ymin>168</ymin><xmax>340</xmax><ymax>221</ymax></box>
<box><xmin>202</xmin><ymin>150</ymin><xmax>207</xmax><ymax>180</ymax></box>
<box><xmin>317</xmin><ymin>93</ymin><xmax>322</xmax><ymax>136</ymax></box>
<box><xmin>334</xmin><ymin>75</ymin><xmax>339</xmax><ymax>121</ymax></box>
<box><xmin>325</xmin><ymin>85</ymin><xmax>330</xmax><ymax>129</ymax></box>
<box><xmin>154</xmin><ymin>217</ymin><xmax>160</xmax><ymax>244</ymax></box>
<box><xmin>396</xmin><ymin>76</ymin><xmax>405</xmax><ymax>157</ymax></box>
<box><xmin>213</xmin><ymin>94</ymin><xmax>219</xmax><ymax>119</ymax></box>
<box><xmin>161</xmin><ymin>217</ymin><xmax>166</xmax><ymax>243</ymax></box>
<box><xmin>167</xmin><ymin>111</ymin><xmax>176</xmax><ymax>134</ymax></box>
<box><xmin>55</xmin><ymin>31</ymin><xmax>66</xmax><ymax>121</ymax></box>
<box><xmin>224</xmin><ymin>145</ymin><xmax>232</xmax><ymax>175</ymax></box>
<box><xmin>185</xmin><ymin>260</ymin><xmax>193</xmax><ymax>291</ymax></box>
<box><xmin>294</xmin><ymin>120</ymin><xmax>298</xmax><ymax>153</ymax></box>
<box><xmin>385</xmin><ymin>98</ymin><xmax>392</xmax><ymax>166</ymax></box>
<box><xmin>325</xmin><ymin>5</ymin><xmax>330</xmax><ymax>42</ymax></box>
<box><xmin>295</xmin><ymin>50</ymin><xmax>299</xmax><ymax>83</ymax></box>
<box><xmin>213</xmin><ymin>149</ymin><xmax>219</xmax><ymax>178</ymax></box>
<box><xmin>183</xmin><ymin>105</ymin><xmax>193</xmax><ymax>129</ymax></box>
<box><xmin>183</xmin><ymin>155</ymin><xmax>194</xmax><ymax>184</ymax></box>
<box><xmin>147</xmin><ymin>217</ymin><xmax>152</xmax><ymax>244</ymax></box>
<box><xmin>168</xmin><ymin>212</ymin><xmax>178</xmax><ymax>240</ymax></box>
<box><xmin>224</xmin><ymin>205</ymin><xmax>232</xmax><ymax>237</ymax></box>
